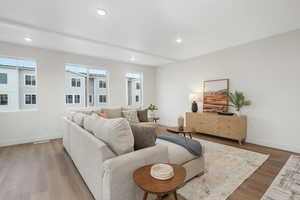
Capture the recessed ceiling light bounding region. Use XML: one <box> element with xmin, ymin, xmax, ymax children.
<box><xmin>97</xmin><ymin>9</ymin><xmax>107</xmax><ymax>16</ymax></box>
<box><xmin>24</xmin><ymin>37</ymin><xmax>32</xmax><ymax>42</ymax></box>
<box><xmin>176</xmin><ymin>38</ymin><xmax>182</xmax><ymax>44</ymax></box>
<box><xmin>130</xmin><ymin>56</ymin><xmax>136</xmax><ymax>62</ymax></box>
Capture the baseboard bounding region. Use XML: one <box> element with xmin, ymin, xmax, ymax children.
<box><xmin>246</xmin><ymin>138</ymin><xmax>300</xmax><ymax>154</ymax></box>
<box><xmin>0</xmin><ymin>135</ymin><xmax>62</xmax><ymax>147</ymax></box>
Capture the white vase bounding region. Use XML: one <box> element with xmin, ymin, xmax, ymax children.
<box><xmin>235</xmin><ymin>110</ymin><xmax>241</xmax><ymax>116</ymax></box>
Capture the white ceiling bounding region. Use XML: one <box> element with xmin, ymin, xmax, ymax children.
<box><xmin>0</xmin><ymin>0</ymin><xmax>300</xmax><ymax>66</ymax></box>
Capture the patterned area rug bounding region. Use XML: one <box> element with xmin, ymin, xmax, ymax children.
<box><xmin>261</xmin><ymin>155</ymin><xmax>300</xmax><ymax>200</ymax></box>
<box><xmin>176</xmin><ymin>139</ymin><xmax>269</xmax><ymax>200</ymax></box>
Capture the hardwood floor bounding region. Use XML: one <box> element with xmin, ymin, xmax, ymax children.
<box><xmin>0</xmin><ymin>128</ymin><xmax>299</xmax><ymax>200</ymax></box>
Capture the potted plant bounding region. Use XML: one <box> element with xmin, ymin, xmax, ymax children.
<box><xmin>148</xmin><ymin>104</ymin><xmax>158</xmax><ymax>118</ymax></box>
<box><xmin>229</xmin><ymin>91</ymin><xmax>251</xmax><ymax>115</ymax></box>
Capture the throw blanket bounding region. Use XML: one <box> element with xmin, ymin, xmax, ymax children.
<box><xmin>157</xmin><ymin>133</ymin><xmax>202</xmax><ymax>156</ymax></box>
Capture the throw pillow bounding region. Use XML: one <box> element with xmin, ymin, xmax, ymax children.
<box><xmin>122</xmin><ymin>110</ymin><xmax>140</xmax><ymax>124</ymax></box>
<box><xmin>97</xmin><ymin>112</ymin><xmax>108</xmax><ymax>119</ymax></box>
<box><xmin>101</xmin><ymin>107</ymin><xmax>122</xmax><ymax>118</ymax></box>
<box><xmin>93</xmin><ymin>117</ymin><xmax>134</xmax><ymax>155</ymax></box>
<box><xmin>130</xmin><ymin>124</ymin><xmax>157</xmax><ymax>150</ymax></box>
<box><xmin>137</xmin><ymin>109</ymin><xmax>148</xmax><ymax>122</ymax></box>
<box><xmin>83</xmin><ymin>114</ymin><xmax>98</xmax><ymax>134</ymax></box>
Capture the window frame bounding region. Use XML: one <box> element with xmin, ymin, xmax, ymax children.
<box><xmin>24</xmin><ymin>94</ymin><xmax>37</xmax><ymax>105</ymax></box>
<box><xmin>24</xmin><ymin>74</ymin><xmax>36</xmax><ymax>87</ymax></box>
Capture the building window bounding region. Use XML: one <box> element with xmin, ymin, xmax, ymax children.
<box><xmin>25</xmin><ymin>94</ymin><xmax>36</xmax><ymax>105</ymax></box>
<box><xmin>25</xmin><ymin>75</ymin><xmax>36</xmax><ymax>86</ymax></box>
<box><xmin>0</xmin><ymin>57</ymin><xmax>37</xmax><ymax>111</ymax></box>
<box><xmin>74</xmin><ymin>95</ymin><xmax>80</xmax><ymax>104</ymax></box>
<box><xmin>71</xmin><ymin>78</ymin><xmax>81</xmax><ymax>87</ymax></box>
<box><xmin>99</xmin><ymin>80</ymin><xmax>106</xmax><ymax>88</ymax></box>
<box><xmin>0</xmin><ymin>94</ymin><xmax>8</xmax><ymax>105</ymax></box>
<box><xmin>136</xmin><ymin>82</ymin><xmax>140</xmax><ymax>90</ymax></box>
<box><xmin>65</xmin><ymin>65</ymin><xmax>108</xmax><ymax>108</ymax></box>
<box><xmin>99</xmin><ymin>95</ymin><xmax>107</xmax><ymax>103</ymax></box>
<box><xmin>66</xmin><ymin>95</ymin><xmax>73</xmax><ymax>104</ymax></box>
<box><xmin>0</xmin><ymin>73</ymin><xmax>7</xmax><ymax>84</ymax></box>
<box><xmin>126</xmin><ymin>73</ymin><xmax>142</xmax><ymax>106</ymax></box>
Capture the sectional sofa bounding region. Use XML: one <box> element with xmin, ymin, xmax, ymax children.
<box><xmin>62</xmin><ymin>107</ymin><xmax>205</xmax><ymax>200</ymax></box>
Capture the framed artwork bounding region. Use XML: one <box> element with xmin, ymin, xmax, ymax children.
<box><xmin>203</xmin><ymin>79</ymin><xmax>229</xmax><ymax>112</ymax></box>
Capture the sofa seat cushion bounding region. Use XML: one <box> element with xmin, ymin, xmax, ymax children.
<box><xmin>156</xmin><ymin>138</ymin><xmax>198</xmax><ymax>165</ymax></box>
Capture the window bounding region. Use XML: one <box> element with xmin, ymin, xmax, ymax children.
<box><xmin>0</xmin><ymin>57</ymin><xmax>37</xmax><ymax>111</ymax></box>
<box><xmin>136</xmin><ymin>82</ymin><xmax>140</xmax><ymax>90</ymax></box>
<box><xmin>65</xmin><ymin>65</ymin><xmax>108</xmax><ymax>108</ymax></box>
<box><xmin>66</xmin><ymin>95</ymin><xmax>73</xmax><ymax>104</ymax></box>
<box><xmin>0</xmin><ymin>94</ymin><xmax>8</xmax><ymax>105</ymax></box>
<box><xmin>74</xmin><ymin>95</ymin><xmax>80</xmax><ymax>104</ymax></box>
<box><xmin>126</xmin><ymin>73</ymin><xmax>142</xmax><ymax>106</ymax></box>
<box><xmin>99</xmin><ymin>95</ymin><xmax>107</xmax><ymax>103</ymax></box>
<box><xmin>71</xmin><ymin>78</ymin><xmax>81</xmax><ymax>87</ymax></box>
<box><xmin>99</xmin><ymin>80</ymin><xmax>106</xmax><ymax>88</ymax></box>
<box><xmin>25</xmin><ymin>75</ymin><xmax>36</xmax><ymax>86</ymax></box>
<box><xmin>0</xmin><ymin>73</ymin><xmax>7</xmax><ymax>84</ymax></box>
<box><xmin>25</xmin><ymin>94</ymin><xmax>36</xmax><ymax>105</ymax></box>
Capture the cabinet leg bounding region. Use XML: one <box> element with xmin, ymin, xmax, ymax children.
<box><xmin>143</xmin><ymin>192</ymin><xmax>148</xmax><ymax>200</ymax></box>
<box><xmin>238</xmin><ymin>140</ymin><xmax>242</xmax><ymax>145</ymax></box>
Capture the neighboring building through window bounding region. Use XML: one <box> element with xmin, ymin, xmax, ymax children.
<box><xmin>0</xmin><ymin>73</ymin><xmax>7</xmax><ymax>84</ymax></box>
<box><xmin>65</xmin><ymin>65</ymin><xmax>108</xmax><ymax>108</ymax></box>
<box><xmin>0</xmin><ymin>57</ymin><xmax>37</xmax><ymax>111</ymax></box>
<box><xmin>99</xmin><ymin>95</ymin><xmax>107</xmax><ymax>103</ymax></box>
<box><xmin>0</xmin><ymin>94</ymin><xmax>8</xmax><ymax>105</ymax></box>
<box><xmin>25</xmin><ymin>94</ymin><xmax>36</xmax><ymax>104</ymax></box>
<box><xmin>126</xmin><ymin>73</ymin><xmax>142</xmax><ymax>107</ymax></box>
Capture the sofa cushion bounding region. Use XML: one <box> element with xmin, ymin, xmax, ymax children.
<box><xmin>137</xmin><ymin>109</ymin><xmax>148</xmax><ymax>122</ymax></box>
<box><xmin>73</xmin><ymin>112</ymin><xmax>87</xmax><ymax>127</ymax></box>
<box><xmin>66</xmin><ymin>111</ymin><xmax>76</xmax><ymax>121</ymax></box>
<box><xmin>130</xmin><ymin>124</ymin><xmax>156</xmax><ymax>150</ymax></box>
<box><xmin>83</xmin><ymin>114</ymin><xmax>98</xmax><ymax>134</ymax></box>
<box><xmin>156</xmin><ymin>138</ymin><xmax>198</xmax><ymax>165</ymax></box>
<box><xmin>101</xmin><ymin>107</ymin><xmax>122</xmax><ymax>118</ymax></box>
<box><xmin>122</xmin><ymin>110</ymin><xmax>139</xmax><ymax>124</ymax></box>
<box><xmin>93</xmin><ymin>117</ymin><xmax>134</xmax><ymax>155</ymax></box>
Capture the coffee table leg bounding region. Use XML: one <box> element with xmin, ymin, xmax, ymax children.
<box><xmin>189</xmin><ymin>133</ymin><xmax>192</xmax><ymax>139</ymax></box>
<box><xmin>174</xmin><ymin>191</ymin><xmax>178</xmax><ymax>200</ymax></box>
<box><xmin>143</xmin><ymin>192</ymin><xmax>148</xmax><ymax>200</ymax></box>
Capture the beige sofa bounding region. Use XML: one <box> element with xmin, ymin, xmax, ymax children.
<box><xmin>63</xmin><ymin>109</ymin><xmax>205</xmax><ymax>200</ymax></box>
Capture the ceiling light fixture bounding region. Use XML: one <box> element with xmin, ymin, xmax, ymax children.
<box><xmin>130</xmin><ymin>56</ymin><xmax>136</xmax><ymax>62</ymax></box>
<box><xmin>97</xmin><ymin>9</ymin><xmax>107</xmax><ymax>16</ymax></box>
<box><xmin>176</xmin><ymin>38</ymin><xmax>182</xmax><ymax>44</ymax></box>
<box><xmin>24</xmin><ymin>37</ymin><xmax>32</xmax><ymax>42</ymax></box>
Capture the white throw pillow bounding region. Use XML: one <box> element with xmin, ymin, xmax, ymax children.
<box><xmin>66</xmin><ymin>111</ymin><xmax>76</xmax><ymax>121</ymax></box>
<box><xmin>122</xmin><ymin>110</ymin><xmax>140</xmax><ymax>124</ymax></box>
<box><xmin>93</xmin><ymin>117</ymin><xmax>134</xmax><ymax>155</ymax></box>
<box><xmin>83</xmin><ymin>114</ymin><xmax>98</xmax><ymax>134</ymax></box>
<box><xmin>73</xmin><ymin>112</ymin><xmax>86</xmax><ymax>127</ymax></box>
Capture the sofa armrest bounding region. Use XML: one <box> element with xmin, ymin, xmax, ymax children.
<box><xmin>102</xmin><ymin>144</ymin><xmax>169</xmax><ymax>200</ymax></box>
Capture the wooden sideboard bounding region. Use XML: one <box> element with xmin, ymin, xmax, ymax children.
<box><xmin>186</xmin><ymin>112</ymin><xmax>247</xmax><ymax>144</ymax></box>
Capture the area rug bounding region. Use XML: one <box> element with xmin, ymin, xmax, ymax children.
<box><xmin>261</xmin><ymin>155</ymin><xmax>300</xmax><ymax>200</ymax></box>
<box><xmin>176</xmin><ymin>138</ymin><xmax>269</xmax><ymax>200</ymax></box>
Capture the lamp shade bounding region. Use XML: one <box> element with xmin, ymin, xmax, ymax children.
<box><xmin>189</xmin><ymin>93</ymin><xmax>203</xmax><ymax>102</ymax></box>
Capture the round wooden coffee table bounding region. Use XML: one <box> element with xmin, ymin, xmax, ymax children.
<box><xmin>133</xmin><ymin>164</ymin><xmax>186</xmax><ymax>200</ymax></box>
<box><xmin>167</xmin><ymin>127</ymin><xmax>193</xmax><ymax>139</ymax></box>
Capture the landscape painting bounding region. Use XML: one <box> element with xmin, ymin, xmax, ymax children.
<box><xmin>203</xmin><ymin>79</ymin><xmax>229</xmax><ymax>112</ymax></box>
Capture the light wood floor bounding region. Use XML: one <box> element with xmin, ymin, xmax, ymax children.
<box><xmin>0</xmin><ymin>128</ymin><xmax>299</xmax><ymax>200</ymax></box>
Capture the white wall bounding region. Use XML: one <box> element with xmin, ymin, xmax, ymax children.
<box><xmin>157</xmin><ymin>30</ymin><xmax>300</xmax><ymax>153</ymax></box>
<box><xmin>0</xmin><ymin>41</ymin><xmax>156</xmax><ymax>147</ymax></box>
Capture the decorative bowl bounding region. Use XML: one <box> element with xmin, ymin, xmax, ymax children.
<box><xmin>150</xmin><ymin>164</ymin><xmax>174</xmax><ymax>180</ymax></box>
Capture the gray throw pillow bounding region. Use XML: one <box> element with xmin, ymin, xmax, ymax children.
<box><xmin>137</xmin><ymin>109</ymin><xmax>148</xmax><ymax>122</ymax></box>
<box><xmin>101</xmin><ymin>107</ymin><xmax>122</xmax><ymax>118</ymax></box>
<box><xmin>130</xmin><ymin>124</ymin><xmax>157</xmax><ymax>150</ymax></box>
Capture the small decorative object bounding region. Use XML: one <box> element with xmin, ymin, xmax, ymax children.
<box><xmin>191</xmin><ymin>101</ymin><xmax>198</xmax><ymax>112</ymax></box>
<box><xmin>203</xmin><ymin>79</ymin><xmax>229</xmax><ymax>112</ymax></box>
<box><xmin>217</xmin><ymin>112</ymin><xmax>234</xmax><ymax>116</ymax></box>
<box><xmin>150</xmin><ymin>163</ymin><xmax>174</xmax><ymax>180</ymax></box>
<box><xmin>148</xmin><ymin>104</ymin><xmax>158</xmax><ymax>118</ymax></box>
<box><xmin>229</xmin><ymin>91</ymin><xmax>251</xmax><ymax>115</ymax></box>
<box><xmin>178</xmin><ymin>116</ymin><xmax>184</xmax><ymax>131</ymax></box>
